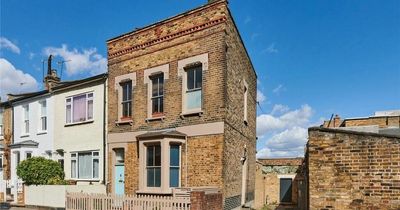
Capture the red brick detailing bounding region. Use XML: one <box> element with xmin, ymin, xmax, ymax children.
<box><xmin>108</xmin><ymin>17</ymin><xmax>227</xmax><ymax>59</ymax></box>
<box><xmin>190</xmin><ymin>191</ymin><xmax>223</xmax><ymax>210</ymax></box>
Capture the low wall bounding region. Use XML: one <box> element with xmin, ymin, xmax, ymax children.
<box><xmin>25</xmin><ymin>185</ymin><xmax>106</xmax><ymax>208</ymax></box>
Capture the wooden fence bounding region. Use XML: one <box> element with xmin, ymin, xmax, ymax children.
<box><xmin>66</xmin><ymin>192</ymin><xmax>191</xmax><ymax>210</ymax></box>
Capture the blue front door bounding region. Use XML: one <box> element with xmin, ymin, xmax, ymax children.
<box><xmin>115</xmin><ymin>165</ymin><xmax>124</xmax><ymax>195</ymax></box>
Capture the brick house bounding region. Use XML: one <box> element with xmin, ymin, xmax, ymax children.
<box><xmin>106</xmin><ymin>0</ymin><xmax>257</xmax><ymax>209</ymax></box>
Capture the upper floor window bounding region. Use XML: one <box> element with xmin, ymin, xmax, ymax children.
<box><xmin>39</xmin><ymin>101</ymin><xmax>47</xmax><ymax>131</ymax></box>
<box><xmin>150</xmin><ymin>74</ymin><xmax>164</xmax><ymax>117</ymax></box>
<box><xmin>66</xmin><ymin>93</ymin><xmax>93</xmax><ymax>124</ymax></box>
<box><xmin>121</xmin><ymin>81</ymin><xmax>132</xmax><ymax>119</ymax></box>
<box><xmin>23</xmin><ymin>105</ymin><xmax>29</xmax><ymax>134</ymax></box>
<box><xmin>0</xmin><ymin>108</ymin><xmax>3</xmax><ymax>137</ymax></box>
<box><xmin>185</xmin><ymin>65</ymin><xmax>202</xmax><ymax>111</ymax></box>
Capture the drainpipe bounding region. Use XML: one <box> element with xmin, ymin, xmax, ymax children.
<box><xmin>102</xmin><ymin>77</ymin><xmax>107</xmax><ymax>185</ymax></box>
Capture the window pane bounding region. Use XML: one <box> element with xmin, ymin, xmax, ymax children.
<box><xmin>152</xmin><ymin>98</ymin><xmax>159</xmax><ymax>114</ymax></box>
<box><xmin>26</xmin><ymin>153</ymin><xmax>32</xmax><ymax>159</ymax></box>
<box><xmin>25</xmin><ymin>120</ymin><xmax>29</xmax><ymax>133</ymax></box>
<box><xmin>159</xmin><ymin>97</ymin><xmax>163</xmax><ymax>113</ymax></box>
<box><xmin>41</xmin><ymin>101</ymin><xmax>47</xmax><ymax>115</ymax></box>
<box><xmin>195</xmin><ymin>68</ymin><xmax>202</xmax><ymax>89</ymax></box>
<box><xmin>147</xmin><ymin>146</ymin><xmax>154</xmax><ymax>166</ymax></box>
<box><xmin>159</xmin><ymin>76</ymin><xmax>164</xmax><ymax>95</ymax></box>
<box><xmin>152</xmin><ymin>78</ymin><xmax>159</xmax><ymax>97</ymax></box>
<box><xmin>154</xmin><ymin>167</ymin><xmax>161</xmax><ymax>187</ymax></box>
<box><xmin>186</xmin><ymin>89</ymin><xmax>202</xmax><ymax>110</ymax></box>
<box><xmin>122</xmin><ymin>82</ymin><xmax>132</xmax><ymax>101</ymax></box>
<box><xmin>170</xmin><ymin>145</ymin><xmax>180</xmax><ymax>166</ymax></box>
<box><xmin>155</xmin><ymin>145</ymin><xmax>161</xmax><ymax>166</ymax></box>
<box><xmin>187</xmin><ymin>69</ymin><xmax>194</xmax><ymax>90</ymax></box>
<box><xmin>41</xmin><ymin>117</ymin><xmax>47</xmax><ymax>130</ymax></box>
<box><xmin>93</xmin><ymin>159</ymin><xmax>99</xmax><ymax>179</ymax></box>
<box><xmin>78</xmin><ymin>153</ymin><xmax>92</xmax><ymax>179</ymax></box>
<box><xmin>24</xmin><ymin>106</ymin><xmax>29</xmax><ymax>120</ymax></box>
<box><xmin>59</xmin><ymin>159</ymin><xmax>64</xmax><ymax>170</ymax></box>
<box><xmin>71</xmin><ymin>160</ymin><xmax>76</xmax><ymax>178</ymax></box>
<box><xmin>66</xmin><ymin>104</ymin><xmax>71</xmax><ymax>123</ymax></box>
<box><xmin>170</xmin><ymin>168</ymin><xmax>179</xmax><ymax>187</ymax></box>
<box><xmin>147</xmin><ymin>168</ymin><xmax>154</xmax><ymax>187</ymax></box>
<box><xmin>73</xmin><ymin>95</ymin><xmax>87</xmax><ymax>122</ymax></box>
<box><xmin>87</xmin><ymin>99</ymin><xmax>93</xmax><ymax>120</ymax></box>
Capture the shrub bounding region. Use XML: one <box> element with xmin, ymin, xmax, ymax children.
<box><xmin>16</xmin><ymin>157</ymin><xmax>65</xmax><ymax>185</ymax></box>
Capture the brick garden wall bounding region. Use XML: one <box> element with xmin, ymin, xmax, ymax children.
<box><xmin>307</xmin><ymin>127</ymin><xmax>400</xmax><ymax>210</ymax></box>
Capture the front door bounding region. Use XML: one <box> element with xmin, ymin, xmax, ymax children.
<box><xmin>280</xmin><ymin>178</ymin><xmax>292</xmax><ymax>203</ymax></box>
<box><xmin>114</xmin><ymin>165</ymin><xmax>124</xmax><ymax>195</ymax></box>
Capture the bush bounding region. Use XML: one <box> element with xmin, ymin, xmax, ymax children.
<box><xmin>16</xmin><ymin>157</ymin><xmax>65</xmax><ymax>185</ymax></box>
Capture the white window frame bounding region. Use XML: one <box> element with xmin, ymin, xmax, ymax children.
<box><xmin>177</xmin><ymin>53</ymin><xmax>208</xmax><ymax>115</ymax></box>
<box><xmin>114</xmin><ymin>73</ymin><xmax>136</xmax><ymax>123</ymax></box>
<box><xmin>22</xmin><ymin>105</ymin><xmax>29</xmax><ymax>135</ymax></box>
<box><xmin>150</xmin><ymin>73</ymin><xmax>164</xmax><ymax>117</ymax></box>
<box><xmin>0</xmin><ymin>154</ymin><xmax>3</xmax><ymax>171</ymax></box>
<box><xmin>25</xmin><ymin>151</ymin><xmax>32</xmax><ymax>159</ymax></box>
<box><xmin>39</xmin><ymin>100</ymin><xmax>47</xmax><ymax>132</ymax></box>
<box><xmin>138</xmin><ymin>138</ymin><xmax>183</xmax><ymax>194</ymax></box>
<box><xmin>143</xmin><ymin>64</ymin><xmax>169</xmax><ymax>120</ymax></box>
<box><xmin>70</xmin><ymin>150</ymin><xmax>100</xmax><ymax>180</ymax></box>
<box><xmin>65</xmin><ymin>92</ymin><xmax>94</xmax><ymax>125</ymax></box>
<box><xmin>120</xmin><ymin>81</ymin><xmax>133</xmax><ymax>119</ymax></box>
<box><xmin>243</xmin><ymin>80</ymin><xmax>248</xmax><ymax>124</ymax></box>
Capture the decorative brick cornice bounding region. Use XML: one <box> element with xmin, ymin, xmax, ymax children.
<box><xmin>108</xmin><ymin>17</ymin><xmax>227</xmax><ymax>59</ymax></box>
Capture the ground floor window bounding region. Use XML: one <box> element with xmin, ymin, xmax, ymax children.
<box><xmin>280</xmin><ymin>178</ymin><xmax>292</xmax><ymax>203</ymax></box>
<box><xmin>71</xmin><ymin>151</ymin><xmax>99</xmax><ymax>179</ymax></box>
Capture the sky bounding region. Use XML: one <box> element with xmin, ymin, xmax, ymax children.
<box><xmin>1</xmin><ymin>0</ymin><xmax>399</xmax><ymax>158</ymax></box>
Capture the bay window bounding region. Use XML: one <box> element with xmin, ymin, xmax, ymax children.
<box><xmin>150</xmin><ymin>74</ymin><xmax>164</xmax><ymax>117</ymax></box>
<box><xmin>71</xmin><ymin>151</ymin><xmax>99</xmax><ymax>179</ymax></box>
<box><xmin>121</xmin><ymin>81</ymin><xmax>132</xmax><ymax>118</ymax></box>
<box><xmin>146</xmin><ymin>144</ymin><xmax>161</xmax><ymax>187</ymax></box>
<box><xmin>66</xmin><ymin>93</ymin><xmax>93</xmax><ymax>124</ymax></box>
<box><xmin>169</xmin><ymin>145</ymin><xmax>180</xmax><ymax>187</ymax></box>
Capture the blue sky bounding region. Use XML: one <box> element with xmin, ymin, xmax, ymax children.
<box><xmin>1</xmin><ymin>0</ymin><xmax>399</xmax><ymax>157</ymax></box>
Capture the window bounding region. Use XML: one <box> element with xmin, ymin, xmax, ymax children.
<box><xmin>15</xmin><ymin>152</ymin><xmax>20</xmax><ymax>166</ymax></box>
<box><xmin>58</xmin><ymin>159</ymin><xmax>64</xmax><ymax>170</ymax></box>
<box><xmin>40</xmin><ymin>101</ymin><xmax>47</xmax><ymax>131</ymax></box>
<box><xmin>150</xmin><ymin>74</ymin><xmax>164</xmax><ymax>117</ymax></box>
<box><xmin>280</xmin><ymin>178</ymin><xmax>292</xmax><ymax>203</ymax></box>
<box><xmin>243</xmin><ymin>82</ymin><xmax>248</xmax><ymax>124</ymax></box>
<box><xmin>0</xmin><ymin>108</ymin><xmax>3</xmax><ymax>137</ymax></box>
<box><xmin>139</xmin><ymin>139</ymin><xmax>183</xmax><ymax>192</ymax></box>
<box><xmin>121</xmin><ymin>81</ymin><xmax>132</xmax><ymax>118</ymax></box>
<box><xmin>71</xmin><ymin>151</ymin><xmax>99</xmax><ymax>179</ymax></box>
<box><xmin>185</xmin><ymin>65</ymin><xmax>202</xmax><ymax>111</ymax></box>
<box><xmin>169</xmin><ymin>145</ymin><xmax>180</xmax><ymax>187</ymax></box>
<box><xmin>66</xmin><ymin>93</ymin><xmax>93</xmax><ymax>124</ymax></box>
<box><xmin>26</xmin><ymin>152</ymin><xmax>32</xmax><ymax>159</ymax></box>
<box><xmin>23</xmin><ymin>105</ymin><xmax>29</xmax><ymax>134</ymax></box>
<box><xmin>146</xmin><ymin>145</ymin><xmax>161</xmax><ymax>187</ymax></box>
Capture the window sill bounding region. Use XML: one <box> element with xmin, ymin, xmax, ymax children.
<box><xmin>180</xmin><ymin>110</ymin><xmax>203</xmax><ymax>118</ymax></box>
<box><xmin>115</xmin><ymin>119</ymin><xmax>133</xmax><ymax>126</ymax></box>
<box><xmin>70</xmin><ymin>178</ymin><xmax>100</xmax><ymax>182</ymax></box>
<box><xmin>146</xmin><ymin>116</ymin><xmax>165</xmax><ymax>122</ymax></box>
<box><xmin>37</xmin><ymin>131</ymin><xmax>47</xmax><ymax>135</ymax></box>
<box><xmin>20</xmin><ymin>134</ymin><xmax>30</xmax><ymax>138</ymax></box>
<box><xmin>65</xmin><ymin>120</ymin><xmax>94</xmax><ymax>127</ymax></box>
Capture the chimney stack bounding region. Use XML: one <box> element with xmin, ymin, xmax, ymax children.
<box><xmin>44</xmin><ymin>55</ymin><xmax>61</xmax><ymax>91</ymax></box>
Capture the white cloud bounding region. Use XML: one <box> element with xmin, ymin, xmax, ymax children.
<box><xmin>256</xmin><ymin>104</ymin><xmax>314</xmax><ymax>158</ymax></box>
<box><xmin>0</xmin><ymin>58</ymin><xmax>39</xmax><ymax>100</ymax></box>
<box><xmin>28</xmin><ymin>52</ymin><xmax>35</xmax><ymax>60</ymax></box>
<box><xmin>0</xmin><ymin>37</ymin><xmax>21</xmax><ymax>54</ymax></box>
<box><xmin>272</xmin><ymin>84</ymin><xmax>285</xmax><ymax>95</ymax></box>
<box><xmin>43</xmin><ymin>44</ymin><xmax>107</xmax><ymax>76</ymax></box>
<box><xmin>271</xmin><ymin>104</ymin><xmax>290</xmax><ymax>115</ymax></box>
<box><xmin>257</xmin><ymin>89</ymin><xmax>266</xmax><ymax>103</ymax></box>
<box><xmin>262</xmin><ymin>43</ymin><xmax>278</xmax><ymax>54</ymax></box>
<box><xmin>257</xmin><ymin>127</ymin><xmax>307</xmax><ymax>158</ymax></box>
<box><xmin>257</xmin><ymin>104</ymin><xmax>313</xmax><ymax>136</ymax></box>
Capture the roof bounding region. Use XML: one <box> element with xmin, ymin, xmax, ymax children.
<box><xmin>107</xmin><ymin>0</ymin><xmax>226</xmax><ymax>43</ymax></box>
<box><xmin>309</xmin><ymin>126</ymin><xmax>400</xmax><ymax>138</ymax></box>
<box><xmin>0</xmin><ymin>73</ymin><xmax>107</xmax><ymax>105</ymax></box>
<box><xmin>257</xmin><ymin>157</ymin><xmax>304</xmax><ymax>166</ymax></box>
<box><xmin>136</xmin><ymin>130</ymin><xmax>186</xmax><ymax>140</ymax></box>
<box><xmin>9</xmin><ymin>140</ymin><xmax>39</xmax><ymax>148</ymax></box>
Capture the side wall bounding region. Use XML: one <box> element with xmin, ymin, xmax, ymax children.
<box><xmin>308</xmin><ymin>128</ymin><xmax>400</xmax><ymax>210</ymax></box>
<box><xmin>223</xmin><ymin>11</ymin><xmax>257</xmax><ymax>209</ymax></box>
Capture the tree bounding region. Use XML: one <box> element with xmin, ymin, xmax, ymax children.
<box><xmin>16</xmin><ymin>157</ymin><xmax>66</xmax><ymax>185</ymax></box>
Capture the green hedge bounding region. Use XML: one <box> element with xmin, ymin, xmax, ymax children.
<box><xmin>16</xmin><ymin>157</ymin><xmax>66</xmax><ymax>185</ymax></box>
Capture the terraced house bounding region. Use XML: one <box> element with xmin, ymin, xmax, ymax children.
<box><xmin>106</xmin><ymin>0</ymin><xmax>257</xmax><ymax>209</ymax></box>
